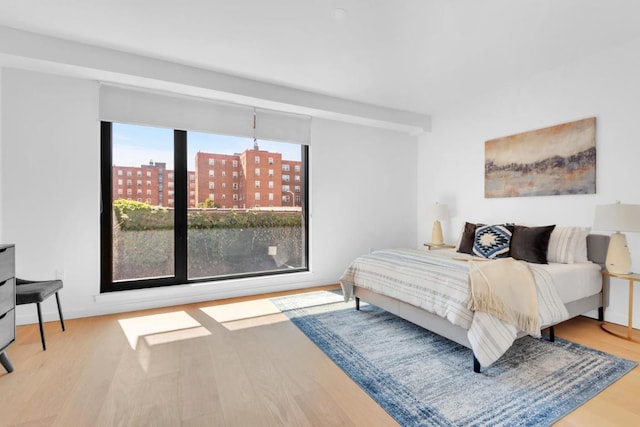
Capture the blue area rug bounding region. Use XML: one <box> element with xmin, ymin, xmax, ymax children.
<box><xmin>272</xmin><ymin>290</ymin><xmax>637</xmax><ymax>427</ymax></box>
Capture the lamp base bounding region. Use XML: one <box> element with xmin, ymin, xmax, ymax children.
<box><xmin>606</xmin><ymin>232</ymin><xmax>632</xmax><ymax>274</ymax></box>
<box><xmin>432</xmin><ymin>220</ymin><xmax>444</xmax><ymax>245</ymax></box>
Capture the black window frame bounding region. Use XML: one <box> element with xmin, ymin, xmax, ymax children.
<box><xmin>100</xmin><ymin>121</ymin><xmax>309</xmax><ymax>293</ymax></box>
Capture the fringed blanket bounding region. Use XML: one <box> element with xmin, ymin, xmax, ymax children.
<box><xmin>339</xmin><ymin>249</ymin><xmax>569</xmax><ymax>368</ymax></box>
<box><xmin>468</xmin><ymin>258</ymin><xmax>540</xmax><ymax>336</ymax></box>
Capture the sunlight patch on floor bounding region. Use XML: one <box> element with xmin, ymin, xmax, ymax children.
<box><xmin>200</xmin><ymin>299</ymin><xmax>287</xmax><ymax>331</ymax></box>
<box><xmin>118</xmin><ymin>311</ymin><xmax>210</xmax><ymax>350</ymax></box>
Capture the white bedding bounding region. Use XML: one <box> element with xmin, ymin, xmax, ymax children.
<box><xmin>339</xmin><ymin>248</ymin><xmax>601</xmax><ymax>368</ymax></box>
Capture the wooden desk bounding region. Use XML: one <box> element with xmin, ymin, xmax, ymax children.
<box><xmin>601</xmin><ymin>271</ymin><xmax>640</xmax><ymax>342</ymax></box>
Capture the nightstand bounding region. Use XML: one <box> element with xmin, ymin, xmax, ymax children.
<box><xmin>423</xmin><ymin>243</ymin><xmax>456</xmax><ymax>251</ymax></box>
<box><xmin>601</xmin><ymin>271</ymin><xmax>640</xmax><ymax>342</ymax></box>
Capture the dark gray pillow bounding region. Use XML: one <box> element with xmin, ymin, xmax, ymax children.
<box><xmin>457</xmin><ymin>222</ymin><xmax>479</xmax><ymax>254</ymax></box>
<box><xmin>510</xmin><ymin>225</ymin><xmax>556</xmax><ymax>264</ymax></box>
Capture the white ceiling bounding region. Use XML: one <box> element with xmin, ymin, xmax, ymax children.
<box><xmin>0</xmin><ymin>0</ymin><xmax>639</xmax><ymax>115</ymax></box>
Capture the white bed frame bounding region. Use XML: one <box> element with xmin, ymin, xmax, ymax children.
<box><xmin>352</xmin><ymin>234</ymin><xmax>609</xmax><ymax>372</ymax></box>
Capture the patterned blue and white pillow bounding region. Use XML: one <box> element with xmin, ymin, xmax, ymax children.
<box><xmin>473</xmin><ymin>224</ymin><xmax>513</xmax><ymax>259</ymax></box>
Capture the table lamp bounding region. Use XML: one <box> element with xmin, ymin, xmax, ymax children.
<box><xmin>593</xmin><ymin>202</ymin><xmax>640</xmax><ymax>274</ymax></box>
<box><xmin>428</xmin><ymin>203</ymin><xmax>449</xmax><ymax>245</ymax></box>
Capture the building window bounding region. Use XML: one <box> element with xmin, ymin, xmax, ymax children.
<box><xmin>118</xmin><ymin>170</ymin><xmax>123</xmax><ymax>176</ymax></box>
<box><xmin>126</xmin><ymin>179</ymin><xmax>132</xmax><ymax>185</ymax></box>
<box><xmin>282</xmin><ymin>164</ymin><xmax>290</xmax><ymax>171</ymax></box>
<box><xmin>282</xmin><ymin>185</ymin><xmax>290</xmax><ymax>192</ymax></box>
<box><xmin>295</xmin><ymin>165</ymin><xmax>300</xmax><ymax>172</ymax></box>
<box><xmin>117</xmin><ymin>179</ymin><xmax>123</xmax><ymax>186</ymax></box>
<box><xmin>221</xmin><ymin>160</ymin><xmax>226</xmax><ymax>166</ymax></box>
<box><xmin>268</xmin><ymin>169</ymin><xmax>274</xmax><ymax>177</ymax></box>
<box><xmin>295</xmin><ymin>186</ymin><xmax>301</xmax><ymax>193</ymax></box>
<box><xmin>254</xmin><ymin>156</ymin><xmax>260</xmax><ymax>164</ymax></box>
<box><xmin>117</xmin><ymin>189</ymin><xmax>123</xmax><ymax>195</ymax></box>
<box><xmin>209</xmin><ymin>158</ymin><xmax>214</xmax><ymax>166</ymax></box>
<box><xmin>254</xmin><ymin>168</ymin><xmax>260</xmax><ymax>176</ymax></box>
<box><xmin>268</xmin><ymin>157</ymin><xmax>274</xmax><ymax>164</ymax></box>
<box><xmin>295</xmin><ymin>175</ymin><xmax>301</xmax><ymax>182</ymax></box>
<box><xmin>283</xmin><ymin>175</ymin><xmax>290</xmax><ymax>182</ymax></box>
<box><xmin>101</xmin><ymin>122</ymin><xmax>308</xmax><ymax>293</ymax></box>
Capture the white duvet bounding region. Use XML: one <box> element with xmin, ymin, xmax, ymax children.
<box><xmin>339</xmin><ymin>248</ymin><xmax>570</xmax><ymax>367</ymax></box>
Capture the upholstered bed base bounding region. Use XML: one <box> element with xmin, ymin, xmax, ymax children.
<box><xmin>351</xmin><ymin>234</ymin><xmax>609</xmax><ymax>372</ymax></box>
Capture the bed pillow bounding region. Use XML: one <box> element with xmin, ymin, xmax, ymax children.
<box><xmin>510</xmin><ymin>225</ymin><xmax>556</xmax><ymax>264</ymax></box>
<box><xmin>473</xmin><ymin>224</ymin><xmax>513</xmax><ymax>259</ymax></box>
<box><xmin>547</xmin><ymin>226</ymin><xmax>591</xmax><ymax>263</ymax></box>
<box><xmin>457</xmin><ymin>222</ymin><xmax>482</xmax><ymax>254</ymax></box>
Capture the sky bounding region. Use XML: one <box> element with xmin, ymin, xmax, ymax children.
<box><xmin>112</xmin><ymin>123</ymin><xmax>303</xmax><ymax>170</ymax></box>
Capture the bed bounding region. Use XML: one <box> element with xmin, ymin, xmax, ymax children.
<box><xmin>339</xmin><ymin>232</ymin><xmax>609</xmax><ymax>372</ymax></box>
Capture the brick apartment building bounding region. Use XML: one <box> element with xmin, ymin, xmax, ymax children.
<box><xmin>112</xmin><ymin>146</ymin><xmax>302</xmax><ymax>209</ymax></box>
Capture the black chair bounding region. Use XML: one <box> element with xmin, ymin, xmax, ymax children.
<box><xmin>15</xmin><ymin>279</ymin><xmax>65</xmax><ymax>350</ymax></box>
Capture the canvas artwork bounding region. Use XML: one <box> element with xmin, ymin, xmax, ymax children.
<box><xmin>485</xmin><ymin>117</ymin><xmax>596</xmax><ymax>198</ymax></box>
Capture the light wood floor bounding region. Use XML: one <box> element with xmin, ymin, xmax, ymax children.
<box><xmin>1</xmin><ymin>285</ymin><xmax>639</xmax><ymax>426</ymax></box>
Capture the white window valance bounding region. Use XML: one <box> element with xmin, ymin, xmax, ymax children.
<box><xmin>99</xmin><ymin>84</ymin><xmax>311</xmax><ymax>144</ymax></box>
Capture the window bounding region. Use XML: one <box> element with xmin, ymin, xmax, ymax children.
<box><xmin>221</xmin><ymin>160</ymin><xmax>226</xmax><ymax>166</ymax></box>
<box><xmin>283</xmin><ymin>175</ymin><xmax>290</xmax><ymax>182</ymax></box>
<box><xmin>295</xmin><ymin>165</ymin><xmax>300</xmax><ymax>172</ymax></box>
<box><xmin>268</xmin><ymin>169</ymin><xmax>274</xmax><ymax>177</ymax></box>
<box><xmin>282</xmin><ymin>164</ymin><xmax>290</xmax><ymax>171</ymax></box>
<box><xmin>117</xmin><ymin>189</ymin><xmax>123</xmax><ymax>195</ymax></box>
<box><xmin>209</xmin><ymin>158</ymin><xmax>214</xmax><ymax>166</ymax></box>
<box><xmin>268</xmin><ymin>157</ymin><xmax>274</xmax><ymax>164</ymax></box>
<box><xmin>102</xmin><ymin>121</ymin><xmax>308</xmax><ymax>292</ymax></box>
<box><xmin>254</xmin><ymin>168</ymin><xmax>260</xmax><ymax>176</ymax></box>
<box><xmin>117</xmin><ymin>179</ymin><xmax>123</xmax><ymax>186</ymax></box>
<box><xmin>127</xmin><ymin>171</ymin><xmax>132</xmax><ymax>177</ymax></box>
<box><xmin>295</xmin><ymin>175</ymin><xmax>301</xmax><ymax>182</ymax></box>
<box><xmin>282</xmin><ymin>185</ymin><xmax>290</xmax><ymax>192</ymax></box>
<box><xmin>118</xmin><ymin>170</ymin><xmax>123</xmax><ymax>176</ymax></box>
<box><xmin>254</xmin><ymin>156</ymin><xmax>260</xmax><ymax>164</ymax></box>
<box><xmin>137</xmin><ymin>171</ymin><xmax>142</xmax><ymax>177</ymax></box>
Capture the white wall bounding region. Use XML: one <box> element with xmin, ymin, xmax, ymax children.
<box><xmin>417</xmin><ymin>36</ymin><xmax>640</xmax><ymax>327</ymax></box>
<box><xmin>1</xmin><ymin>68</ymin><xmax>417</xmax><ymax>324</ymax></box>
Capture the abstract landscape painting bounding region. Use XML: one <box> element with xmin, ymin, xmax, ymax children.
<box><xmin>485</xmin><ymin>117</ymin><xmax>596</xmax><ymax>198</ymax></box>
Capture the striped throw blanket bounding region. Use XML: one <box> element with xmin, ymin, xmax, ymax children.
<box><xmin>339</xmin><ymin>249</ymin><xmax>569</xmax><ymax>367</ymax></box>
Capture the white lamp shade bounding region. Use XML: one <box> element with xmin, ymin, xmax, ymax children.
<box><xmin>427</xmin><ymin>203</ymin><xmax>449</xmax><ymax>220</ymax></box>
<box><xmin>593</xmin><ymin>203</ymin><xmax>640</xmax><ymax>232</ymax></box>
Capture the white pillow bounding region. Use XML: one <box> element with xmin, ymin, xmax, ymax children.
<box><xmin>547</xmin><ymin>226</ymin><xmax>591</xmax><ymax>263</ymax></box>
